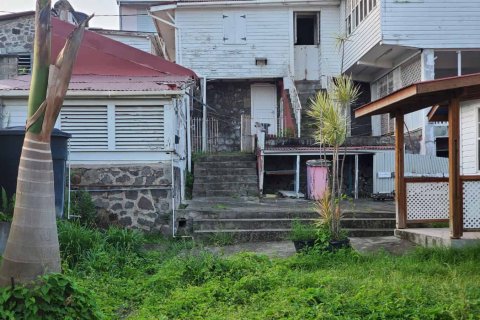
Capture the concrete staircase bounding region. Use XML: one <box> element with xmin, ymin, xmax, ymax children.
<box><xmin>294</xmin><ymin>80</ymin><xmax>323</xmax><ymax>138</ymax></box>
<box><xmin>192</xmin><ymin>154</ymin><xmax>258</xmax><ymax>198</ymax></box>
<box><xmin>176</xmin><ymin>199</ymin><xmax>396</xmax><ymax>243</ymax></box>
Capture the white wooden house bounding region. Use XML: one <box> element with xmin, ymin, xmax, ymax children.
<box><xmin>142</xmin><ymin>0</ymin><xmax>343</xmax><ymax>151</ymax></box>
<box><xmin>355</xmin><ymin>73</ymin><xmax>480</xmax><ymax>243</ymax></box>
<box><xmin>342</xmin><ymin>0</ymin><xmax>480</xmax><ymax>156</ymax></box>
<box><xmin>0</xmin><ymin>18</ymin><xmax>196</xmax><ymax>233</ymax></box>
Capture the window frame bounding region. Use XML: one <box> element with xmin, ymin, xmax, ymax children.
<box><xmin>346</xmin><ymin>0</ymin><xmax>378</xmax><ymax>35</ymax></box>
<box><xmin>294</xmin><ymin>11</ymin><xmax>321</xmax><ymax>46</ymax></box>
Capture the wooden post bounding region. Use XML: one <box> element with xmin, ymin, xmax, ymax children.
<box><xmin>448</xmin><ymin>98</ymin><xmax>463</xmax><ymax>239</ymax></box>
<box><xmin>395</xmin><ymin>111</ymin><xmax>407</xmax><ymax>229</ymax></box>
<box><xmin>295</xmin><ymin>155</ymin><xmax>300</xmax><ymax>198</ymax></box>
<box><xmin>354</xmin><ymin>154</ymin><xmax>359</xmax><ymax>199</ymax></box>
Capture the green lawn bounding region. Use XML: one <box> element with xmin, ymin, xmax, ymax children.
<box><xmin>3</xmin><ymin>221</ymin><xmax>480</xmax><ymax>319</ymax></box>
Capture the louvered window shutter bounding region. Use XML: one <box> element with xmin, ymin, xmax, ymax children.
<box><xmin>115</xmin><ymin>105</ymin><xmax>165</xmax><ymax>150</ymax></box>
<box><xmin>60</xmin><ymin>106</ymin><xmax>109</xmax><ymax>150</ymax></box>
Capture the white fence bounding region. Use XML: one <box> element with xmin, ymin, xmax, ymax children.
<box><xmin>191</xmin><ymin>117</ymin><xmax>219</xmax><ymax>153</ymax></box>
<box><xmin>405</xmin><ymin>178</ymin><xmax>449</xmax><ymax>222</ymax></box>
<box><xmin>463</xmin><ymin>180</ymin><xmax>480</xmax><ymax>229</ymax></box>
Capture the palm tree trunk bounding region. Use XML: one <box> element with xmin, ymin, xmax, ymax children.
<box><xmin>0</xmin><ymin>0</ymin><xmax>57</xmax><ymax>287</ymax></box>
<box><xmin>0</xmin><ymin>133</ymin><xmax>60</xmax><ymax>285</ymax></box>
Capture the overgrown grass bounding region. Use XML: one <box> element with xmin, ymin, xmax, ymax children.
<box><xmin>9</xmin><ymin>221</ymin><xmax>480</xmax><ymax>319</ymax></box>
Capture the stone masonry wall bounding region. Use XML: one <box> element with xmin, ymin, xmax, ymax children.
<box><xmin>0</xmin><ymin>15</ymin><xmax>35</xmax><ymax>79</ymax></box>
<box><xmin>193</xmin><ymin>80</ymin><xmax>252</xmax><ymax>152</ymax></box>
<box><xmin>71</xmin><ymin>164</ymin><xmax>173</xmax><ymax>234</ymax></box>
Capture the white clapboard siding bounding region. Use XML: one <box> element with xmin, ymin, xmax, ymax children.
<box><xmin>460</xmin><ymin>100</ymin><xmax>480</xmax><ymax>175</ymax></box>
<box><xmin>177</xmin><ymin>5</ymin><xmax>340</xmax><ymax>79</ymax></box>
<box><xmin>343</xmin><ymin>4</ymin><xmax>381</xmax><ymax>72</ymax></box>
<box><xmin>104</xmin><ymin>34</ymin><xmax>153</xmax><ymax>54</ymax></box>
<box><xmin>60</xmin><ymin>106</ymin><xmax>109</xmax><ymax>150</ymax></box>
<box><xmin>382</xmin><ymin>0</ymin><xmax>480</xmax><ymax>49</ymax></box>
<box><xmin>115</xmin><ymin>105</ymin><xmax>165</xmax><ymax>150</ymax></box>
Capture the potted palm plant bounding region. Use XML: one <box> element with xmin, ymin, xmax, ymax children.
<box><xmin>307</xmin><ymin>74</ymin><xmax>360</xmax><ymax>251</ymax></box>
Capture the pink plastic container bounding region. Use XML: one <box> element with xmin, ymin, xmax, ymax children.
<box><xmin>306</xmin><ymin>159</ymin><xmax>330</xmax><ymax>200</ymax></box>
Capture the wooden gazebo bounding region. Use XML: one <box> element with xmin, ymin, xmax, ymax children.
<box><xmin>355</xmin><ymin>73</ymin><xmax>480</xmax><ymax>239</ymax></box>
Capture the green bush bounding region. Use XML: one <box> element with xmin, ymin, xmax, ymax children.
<box><xmin>289</xmin><ymin>220</ymin><xmax>318</xmax><ymax>241</ymax></box>
<box><xmin>69</xmin><ymin>190</ymin><xmax>97</xmax><ymax>227</ymax></box>
<box><xmin>58</xmin><ymin>220</ymin><xmax>103</xmax><ymax>268</ymax></box>
<box><xmin>105</xmin><ymin>227</ymin><xmax>144</xmax><ymax>252</ymax></box>
<box><xmin>0</xmin><ymin>273</ymin><xmax>103</xmax><ymax>320</ymax></box>
<box><xmin>0</xmin><ymin>187</ymin><xmax>15</xmax><ymax>222</ymax></box>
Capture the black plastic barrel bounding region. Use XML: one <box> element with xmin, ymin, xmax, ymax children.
<box><xmin>0</xmin><ymin>127</ymin><xmax>71</xmax><ymax>218</ymax></box>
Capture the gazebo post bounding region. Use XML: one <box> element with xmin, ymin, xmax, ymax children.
<box><xmin>448</xmin><ymin>97</ymin><xmax>463</xmax><ymax>239</ymax></box>
<box><xmin>395</xmin><ymin>110</ymin><xmax>407</xmax><ymax>229</ymax></box>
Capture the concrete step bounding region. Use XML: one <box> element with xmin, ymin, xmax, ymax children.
<box><xmin>193</xmin><ymin>228</ymin><xmax>394</xmax><ymax>243</ymax></box>
<box><xmin>193</xmin><ymin>181</ymin><xmax>258</xmax><ymax>192</ymax></box>
<box><xmin>194</xmin><ymin>175</ymin><xmax>258</xmax><ymax>184</ymax></box>
<box><xmin>197</xmin><ymin>154</ymin><xmax>256</xmax><ymax>162</ymax></box>
<box><xmin>177</xmin><ymin>208</ymin><xmax>394</xmax><ymax>220</ymax></box>
<box><xmin>195</xmin><ymin>167</ymin><xmax>257</xmax><ymax>176</ymax></box>
<box><xmin>192</xmin><ymin>189</ymin><xmax>259</xmax><ymax>198</ymax></box>
<box><xmin>193</xmin><ymin>218</ymin><xmax>396</xmax><ymax>231</ymax></box>
<box><xmin>195</xmin><ymin>161</ymin><xmax>257</xmax><ymax>169</ymax></box>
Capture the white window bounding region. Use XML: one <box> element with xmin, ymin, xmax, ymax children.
<box><xmin>346</xmin><ymin>0</ymin><xmax>377</xmax><ymax>35</ymax></box>
<box><xmin>377</xmin><ymin>72</ymin><xmax>394</xmax><ymax>99</ymax></box>
<box><xmin>222</xmin><ymin>12</ymin><xmax>247</xmax><ymax>44</ymax></box>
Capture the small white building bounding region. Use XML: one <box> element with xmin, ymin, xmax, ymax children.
<box><xmin>0</xmin><ymin>18</ymin><xmax>197</xmax><ymax>233</ymax></box>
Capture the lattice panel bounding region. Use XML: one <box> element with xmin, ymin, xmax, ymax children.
<box><xmin>401</xmin><ymin>57</ymin><xmax>422</xmax><ymax>87</ymax></box>
<box><xmin>406</xmin><ymin>182</ymin><xmax>449</xmax><ymax>221</ymax></box>
<box><xmin>463</xmin><ymin>181</ymin><xmax>480</xmax><ymax>229</ymax></box>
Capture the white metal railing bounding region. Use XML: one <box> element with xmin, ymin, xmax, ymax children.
<box><xmin>191</xmin><ymin>117</ymin><xmax>219</xmax><ymax>153</ymax></box>
<box><xmin>285</xmin><ymin>72</ymin><xmax>302</xmax><ymax>138</ymax></box>
<box><xmin>405</xmin><ymin>178</ymin><xmax>449</xmax><ymax>222</ymax></box>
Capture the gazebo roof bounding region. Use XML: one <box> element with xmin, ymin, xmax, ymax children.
<box><xmin>355</xmin><ymin>73</ymin><xmax>480</xmax><ymax>118</ymax></box>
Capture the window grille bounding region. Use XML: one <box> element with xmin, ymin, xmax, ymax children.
<box><xmin>17</xmin><ymin>53</ymin><xmax>31</xmax><ymax>75</ymax></box>
<box><xmin>115</xmin><ymin>105</ymin><xmax>165</xmax><ymax>150</ymax></box>
<box><xmin>60</xmin><ymin>106</ymin><xmax>109</xmax><ymax>150</ymax></box>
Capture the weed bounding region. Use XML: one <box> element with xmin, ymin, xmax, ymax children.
<box><xmin>205</xmin><ymin>232</ymin><xmax>235</xmax><ymax>246</ymax></box>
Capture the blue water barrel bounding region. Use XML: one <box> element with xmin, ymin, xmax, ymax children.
<box><xmin>0</xmin><ymin>127</ymin><xmax>71</xmax><ymax>218</ymax></box>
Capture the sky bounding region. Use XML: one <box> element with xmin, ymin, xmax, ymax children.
<box><xmin>0</xmin><ymin>0</ymin><xmax>119</xmax><ymax>29</ymax></box>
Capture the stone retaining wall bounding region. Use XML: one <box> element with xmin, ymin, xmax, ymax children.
<box><xmin>71</xmin><ymin>164</ymin><xmax>173</xmax><ymax>233</ymax></box>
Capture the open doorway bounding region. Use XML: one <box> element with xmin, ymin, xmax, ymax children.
<box><xmin>294</xmin><ymin>12</ymin><xmax>319</xmax><ymax>45</ymax></box>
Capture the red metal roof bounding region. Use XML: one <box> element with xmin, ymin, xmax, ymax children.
<box><xmin>51</xmin><ymin>18</ymin><xmax>196</xmax><ymax>78</ymax></box>
<box><xmin>0</xmin><ymin>17</ymin><xmax>196</xmax><ymax>93</ymax></box>
<box><xmin>0</xmin><ymin>75</ymin><xmax>187</xmax><ymax>92</ymax></box>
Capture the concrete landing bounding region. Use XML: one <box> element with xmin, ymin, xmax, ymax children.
<box><xmin>350</xmin><ymin>236</ymin><xmax>416</xmax><ymax>255</ymax></box>
<box><xmin>395</xmin><ymin>228</ymin><xmax>480</xmax><ymax>248</ymax></box>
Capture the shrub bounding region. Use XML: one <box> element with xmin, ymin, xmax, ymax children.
<box><xmin>69</xmin><ymin>190</ymin><xmax>97</xmax><ymax>227</ymax></box>
<box><xmin>0</xmin><ymin>273</ymin><xmax>103</xmax><ymax>320</ymax></box>
<box><xmin>0</xmin><ymin>187</ymin><xmax>15</xmax><ymax>222</ymax></box>
<box><xmin>58</xmin><ymin>220</ymin><xmax>103</xmax><ymax>268</ymax></box>
<box><xmin>105</xmin><ymin>227</ymin><xmax>144</xmax><ymax>252</ymax></box>
<box><xmin>289</xmin><ymin>220</ymin><xmax>317</xmax><ymax>241</ymax></box>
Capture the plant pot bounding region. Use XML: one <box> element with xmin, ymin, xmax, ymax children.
<box><xmin>293</xmin><ymin>239</ymin><xmax>316</xmax><ymax>252</ymax></box>
<box><xmin>328</xmin><ymin>238</ymin><xmax>350</xmax><ymax>251</ymax></box>
<box><xmin>0</xmin><ymin>221</ymin><xmax>11</xmax><ymax>255</ymax></box>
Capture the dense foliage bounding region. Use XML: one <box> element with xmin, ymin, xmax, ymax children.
<box><xmin>2</xmin><ymin>220</ymin><xmax>480</xmax><ymax>319</ymax></box>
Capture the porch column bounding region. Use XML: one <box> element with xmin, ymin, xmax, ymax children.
<box><xmin>395</xmin><ymin>111</ymin><xmax>407</xmax><ymax>229</ymax></box>
<box><xmin>448</xmin><ymin>98</ymin><xmax>463</xmax><ymax>239</ymax></box>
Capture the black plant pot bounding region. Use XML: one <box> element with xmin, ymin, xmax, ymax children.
<box><xmin>328</xmin><ymin>238</ymin><xmax>350</xmax><ymax>251</ymax></box>
<box><xmin>293</xmin><ymin>239</ymin><xmax>316</xmax><ymax>252</ymax></box>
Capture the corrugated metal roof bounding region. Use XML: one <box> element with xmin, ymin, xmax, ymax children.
<box><xmin>0</xmin><ymin>75</ymin><xmax>187</xmax><ymax>92</ymax></box>
<box><xmin>0</xmin><ymin>17</ymin><xmax>196</xmax><ymax>93</ymax></box>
